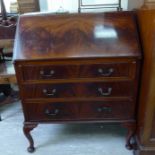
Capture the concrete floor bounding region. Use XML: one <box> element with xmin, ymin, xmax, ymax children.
<box><xmin>0</xmin><ymin>101</ymin><xmax>133</xmax><ymax>155</ymax></box>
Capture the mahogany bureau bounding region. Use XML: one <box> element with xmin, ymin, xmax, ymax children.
<box><xmin>13</xmin><ymin>11</ymin><xmax>142</xmax><ymax>153</ymax></box>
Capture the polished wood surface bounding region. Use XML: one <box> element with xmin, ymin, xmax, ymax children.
<box><xmin>15</xmin><ymin>59</ymin><xmax>138</xmax><ymax>83</ymax></box>
<box><xmin>24</xmin><ymin>100</ymin><xmax>135</xmax><ymax>122</ymax></box>
<box><xmin>0</xmin><ymin>39</ymin><xmax>14</xmax><ymax>48</ymax></box>
<box><xmin>137</xmin><ymin>8</ymin><xmax>155</xmax><ymax>146</ymax></box>
<box><xmin>135</xmin><ymin>152</ymin><xmax>155</xmax><ymax>155</ymax></box>
<box><xmin>13</xmin><ymin>12</ymin><xmax>141</xmax><ymax>61</ymax></box>
<box><xmin>14</xmin><ymin>11</ymin><xmax>142</xmax><ymax>153</ymax></box>
<box><xmin>134</xmin><ymin>6</ymin><xmax>155</xmax><ymax>155</ymax></box>
<box><xmin>20</xmin><ymin>62</ymin><xmax>133</xmax><ymax>81</ymax></box>
<box><xmin>0</xmin><ymin>61</ymin><xmax>16</xmax><ymax>84</ymax></box>
<box><xmin>22</xmin><ymin>81</ymin><xmax>134</xmax><ymax>99</ymax></box>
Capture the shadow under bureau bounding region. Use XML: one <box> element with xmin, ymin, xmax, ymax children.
<box><xmin>13</xmin><ymin>11</ymin><xmax>142</xmax><ymax>153</ymax></box>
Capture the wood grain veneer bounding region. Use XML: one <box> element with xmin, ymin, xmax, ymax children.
<box><xmin>13</xmin><ymin>11</ymin><xmax>142</xmax><ymax>153</ymax></box>
<box><xmin>13</xmin><ymin>12</ymin><xmax>141</xmax><ymax>60</ymax></box>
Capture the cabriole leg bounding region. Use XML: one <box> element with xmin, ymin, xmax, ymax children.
<box><xmin>23</xmin><ymin>123</ymin><xmax>38</xmax><ymax>153</ymax></box>
<box><xmin>122</xmin><ymin>122</ymin><xmax>136</xmax><ymax>150</ymax></box>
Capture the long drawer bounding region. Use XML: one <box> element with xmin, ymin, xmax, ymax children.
<box><xmin>22</xmin><ymin>81</ymin><xmax>134</xmax><ymax>99</ymax></box>
<box><xmin>24</xmin><ymin>100</ymin><xmax>135</xmax><ymax>122</ymax></box>
<box><xmin>20</xmin><ymin>62</ymin><xmax>136</xmax><ymax>81</ymax></box>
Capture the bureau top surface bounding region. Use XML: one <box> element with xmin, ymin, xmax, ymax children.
<box><xmin>13</xmin><ymin>11</ymin><xmax>141</xmax><ymax>61</ymax></box>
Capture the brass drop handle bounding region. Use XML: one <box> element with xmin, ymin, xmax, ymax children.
<box><xmin>40</xmin><ymin>70</ymin><xmax>55</xmax><ymax>77</ymax></box>
<box><xmin>98</xmin><ymin>68</ymin><xmax>114</xmax><ymax>76</ymax></box>
<box><xmin>98</xmin><ymin>87</ymin><xmax>112</xmax><ymax>96</ymax></box>
<box><xmin>45</xmin><ymin>109</ymin><xmax>59</xmax><ymax>116</ymax></box>
<box><xmin>97</xmin><ymin>107</ymin><xmax>112</xmax><ymax>113</ymax></box>
<box><xmin>43</xmin><ymin>89</ymin><xmax>56</xmax><ymax>96</ymax></box>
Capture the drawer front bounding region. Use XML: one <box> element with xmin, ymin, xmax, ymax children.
<box><xmin>25</xmin><ymin>102</ymin><xmax>79</xmax><ymax>121</ymax></box>
<box><xmin>23</xmin><ymin>81</ymin><xmax>134</xmax><ymax>99</ymax></box>
<box><xmin>24</xmin><ymin>100</ymin><xmax>135</xmax><ymax>121</ymax></box>
<box><xmin>21</xmin><ymin>62</ymin><xmax>134</xmax><ymax>81</ymax></box>
<box><xmin>80</xmin><ymin>101</ymin><xmax>135</xmax><ymax>120</ymax></box>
